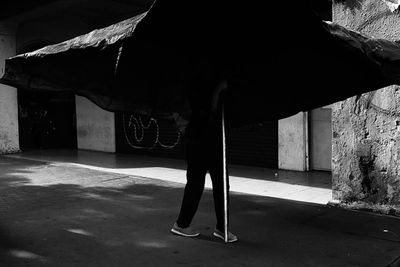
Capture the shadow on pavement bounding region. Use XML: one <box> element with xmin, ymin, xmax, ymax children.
<box><xmin>0</xmin><ymin>156</ymin><xmax>398</xmax><ymax>266</ymax></box>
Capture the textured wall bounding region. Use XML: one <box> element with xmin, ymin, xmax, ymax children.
<box><xmin>278</xmin><ymin>112</ymin><xmax>308</xmax><ymax>171</ymax></box>
<box><xmin>0</xmin><ymin>26</ymin><xmax>19</xmax><ymax>154</ymax></box>
<box><xmin>75</xmin><ymin>96</ymin><xmax>116</xmax><ymax>153</ymax></box>
<box><xmin>333</xmin><ymin>0</ymin><xmax>400</xmax><ymax>204</ymax></box>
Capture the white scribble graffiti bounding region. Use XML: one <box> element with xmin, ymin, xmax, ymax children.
<box><xmin>122</xmin><ymin>113</ymin><xmax>181</xmax><ymax>150</ymax></box>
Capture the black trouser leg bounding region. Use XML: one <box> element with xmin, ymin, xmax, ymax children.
<box><xmin>176</xmin><ymin>148</ymin><xmax>207</xmax><ymax>228</ymax></box>
<box><xmin>209</xmin><ymin>155</ymin><xmax>229</xmax><ymax>232</ymax></box>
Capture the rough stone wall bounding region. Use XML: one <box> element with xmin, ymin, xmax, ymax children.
<box><xmin>333</xmin><ymin>0</ymin><xmax>400</xmax><ymax>204</ymax></box>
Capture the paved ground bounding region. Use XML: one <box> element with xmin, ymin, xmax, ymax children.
<box><xmin>0</xmin><ymin>151</ymin><xmax>400</xmax><ymax>266</ymax></box>
<box><xmin>5</xmin><ymin>149</ymin><xmax>332</xmax><ymax>204</ymax></box>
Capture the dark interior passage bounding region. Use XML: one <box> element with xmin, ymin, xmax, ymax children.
<box><xmin>18</xmin><ymin>90</ymin><xmax>77</xmax><ymax>150</ymax></box>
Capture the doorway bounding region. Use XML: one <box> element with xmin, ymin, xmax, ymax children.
<box><xmin>18</xmin><ymin>90</ymin><xmax>77</xmax><ymax>150</ymax></box>
<box><xmin>309</xmin><ymin>107</ymin><xmax>332</xmax><ymax>171</ymax></box>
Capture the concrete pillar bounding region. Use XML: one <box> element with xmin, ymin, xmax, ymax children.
<box><xmin>0</xmin><ymin>24</ymin><xmax>19</xmax><ymax>154</ymax></box>
<box><xmin>278</xmin><ymin>112</ymin><xmax>309</xmax><ymax>171</ymax></box>
<box><xmin>332</xmin><ymin>0</ymin><xmax>400</xmax><ymax>204</ymax></box>
<box><xmin>75</xmin><ymin>96</ymin><xmax>116</xmax><ymax>153</ymax></box>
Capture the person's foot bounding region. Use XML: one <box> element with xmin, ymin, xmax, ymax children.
<box><xmin>171</xmin><ymin>223</ymin><xmax>200</xmax><ymax>237</ymax></box>
<box><xmin>213</xmin><ymin>228</ymin><xmax>238</xmax><ymax>243</ymax></box>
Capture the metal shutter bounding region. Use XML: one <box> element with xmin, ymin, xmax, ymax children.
<box><xmin>116</xmin><ymin>112</ymin><xmax>278</xmax><ymax>168</ymax></box>
<box><xmin>227</xmin><ymin>121</ymin><xmax>278</xmax><ymax>168</ymax></box>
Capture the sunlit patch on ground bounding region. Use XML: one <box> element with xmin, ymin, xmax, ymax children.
<box><xmin>66</xmin><ymin>229</ymin><xmax>93</xmax><ymax>236</ymax></box>
<box><xmin>135</xmin><ymin>240</ymin><xmax>170</xmax><ymax>248</ymax></box>
<box><xmin>8</xmin><ymin>249</ymin><xmax>47</xmax><ymax>262</ymax></box>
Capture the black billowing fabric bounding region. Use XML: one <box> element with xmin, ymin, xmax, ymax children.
<box><xmin>2</xmin><ymin>0</ymin><xmax>400</xmax><ymax>128</ymax></box>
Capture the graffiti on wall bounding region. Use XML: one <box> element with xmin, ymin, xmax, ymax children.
<box><xmin>122</xmin><ymin>113</ymin><xmax>181</xmax><ymax>150</ymax></box>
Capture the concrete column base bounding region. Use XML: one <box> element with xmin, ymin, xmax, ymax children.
<box><xmin>278</xmin><ymin>112</ymin><xmax>308</xmax><ymax>171</ymax></box>
<box><xmin>75</xmin><ymin>96</ymin><xmax>116</xmax><ymax>153</ymax></box>
<box><xmin>0</xmin><ymin>29</ymin><xmax>19</xmax><ymax>154</ymax></box>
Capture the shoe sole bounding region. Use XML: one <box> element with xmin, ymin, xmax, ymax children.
<box><xmin>213</xmin><ymin>232</ymin><xmax>238</xmax><ymax>243</ymax></box>
<box><xmin>171</xmin><ymin>228</ymin><xmax>200</xmax><ymax>237</ymax></box>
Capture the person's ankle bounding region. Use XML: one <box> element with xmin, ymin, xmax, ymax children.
<box><xmin>216</xmin><ymin>226</ymin><xmax>224</xmax><ymax>233</ymax></box>
<box><xmin>176</xmin><ymin>222</ymin><xmax>189</xmax><ymax>229</ymax></box>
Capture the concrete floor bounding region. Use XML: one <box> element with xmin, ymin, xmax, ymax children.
<box><xmin>5</xmin><ymin>149</ymin><xmax>332</xmax><ymax>205</ymax></box>
<box><xmin>0</xmin><ymin>150</ymin><xmax>399</xmax><ymax>266</ymax></box>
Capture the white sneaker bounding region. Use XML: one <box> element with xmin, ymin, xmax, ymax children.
<box><xmin>171</xmin><ymin>223</ymin><xmax>200</xmax><ymax>237</ymax></box>
<box><xmin>213</xmin><ymin>228</ymin><xmax>238</xmax><ymax>243</ymax></box>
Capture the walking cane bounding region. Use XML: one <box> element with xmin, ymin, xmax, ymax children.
<box><xmin>221</xmin><ymin>97</ymin><xmax>229</xmax><ymax>243</ymax></box>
